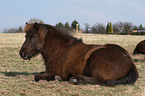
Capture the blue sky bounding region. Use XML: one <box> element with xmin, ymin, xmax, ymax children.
<box><xmin>0</xmin><ymin>0</ymin><xmax>145</xmax><ymax>32</ymax></box>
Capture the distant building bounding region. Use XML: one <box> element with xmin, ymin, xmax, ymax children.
<box><xmin>128</xmin><ymin>29</ymin><xmax>145</xmax><ymax>33</ymax></box>
<box><xmin>128</xmin><ymin>29</ymin><xmax>145</xmax><ymax>35</ymax></box>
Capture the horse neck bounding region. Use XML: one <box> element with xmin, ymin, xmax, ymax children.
<box><xmin>41</xmin><ymin>28</ymin><xmax>72</xmax><ymax>60</ymax></box>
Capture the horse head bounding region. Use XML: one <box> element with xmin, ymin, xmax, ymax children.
<box><xmin>19</xmin><ymin>22</ymin><xmax>47</xmax><ymax>60</ymax></box>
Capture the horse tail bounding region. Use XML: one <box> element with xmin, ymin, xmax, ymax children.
<box><xmin>106</xmin><ymin>65</ymin><xmax>139</xmax><ymax>86</ymax></box>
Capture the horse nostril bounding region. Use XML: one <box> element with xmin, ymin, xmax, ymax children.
<box><xmin>21</xmin><ymin>52</ymin><xmax>25</xmax><ymax>57</ymax></box>
<box><xmin>20</xmin><ymin>51</ymin><xmax>28</xmax><ymax>60</ymax></box>
<box><xmin>20</xmin><ymin>51</ymin><xmax>25</xmax><ymax>58</ymax></box>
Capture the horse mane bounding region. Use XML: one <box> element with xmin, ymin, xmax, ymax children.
<box><xmin>39</xmin><ymin>23</ymin><xmax>83</xmax><ymax>44</ymax></box>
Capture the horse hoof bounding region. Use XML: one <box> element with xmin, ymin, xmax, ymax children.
<box><xmin>34</xmin><ymin>75</ymin><xmax>40</xmax><ymax>82</ymax></box>
<box><xmin>69</xmin><ymin>78</ymin><xmax>78</xmax><ymax>85</ymax></box>
<box><xmin>105</xmin><ymin>80</ymin><xmax>116</xmax><ymax>87</ymax></box>
<box><xmin>40</xmin><ymin>72</ymin><xmax>45</xmax><ymax>74</ymax></box>
<box><xmin>55</xmin><ymin>75</ymin><xmax>62</xmax><ymax>81</ymax></box>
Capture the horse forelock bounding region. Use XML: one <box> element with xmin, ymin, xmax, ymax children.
<box><xmin>24</xmin><ymin>24</ymin><xmax>34</xmax><ymax>33</ymax></box>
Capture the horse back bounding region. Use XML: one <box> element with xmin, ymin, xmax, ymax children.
<box><xmin>133</xmin><ymin>40</ymin><xmax>145</xmax><ymax>54</ymax></box>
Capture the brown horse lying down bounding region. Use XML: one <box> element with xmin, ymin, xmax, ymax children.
<box><xmin>133</xmin><ymin>40</ymin><xmax>145</xmax><ymax>55</ymax></box>
<box><xmin>20</xmin><ymin>22</ymin><xmax>139</xmax><ymax>86</ymax></box>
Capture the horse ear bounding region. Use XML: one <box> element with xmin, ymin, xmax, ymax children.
<box><xmin>34</xmin><ymin>22</ymin><xmax>39</xmax><ymax>30</ymax></box>
<box><xmin>26</xmin><ymin>22</ymin><xmax>28</xmax><ymax>25</ymax></box>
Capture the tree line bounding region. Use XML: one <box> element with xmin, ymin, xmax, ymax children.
<box><xmin>2</xmin><ymin>18</ymin><xmax>145</xmax><ymax>34</ymax></box>
<box><xmin>2</xmin><ymin>18</ymin><xmax>80</xmax><ymax>33</ymax></box>
<box><xmin>84</xmin><ymin>22</ymin><xmax>145</xmax><ymax>34</ymax></box>
<box><xmin>2</xmin><ymin>18</ymin><xmax>44</xmax><ymax>33</ymax></box>
<box><xmin>3</xmin><ymin>26</ymin><xmax>23</xmax><ymax>33</ymax></box>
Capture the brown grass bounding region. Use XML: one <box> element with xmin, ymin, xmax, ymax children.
<box><xmin>0</xmin><ymin>33</ymin><xmax>144</xmax><ymax>96</ymax></box>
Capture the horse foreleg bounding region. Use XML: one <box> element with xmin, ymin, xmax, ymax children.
<box><xmin>34</xmin><ymin>72</ymin><xmax>63</xmax><ymax>82</ymax></box>
<box><xmin>34</xmin><ymin>72</ymin><xmax>55</xmax><ymax>82</ymax></box>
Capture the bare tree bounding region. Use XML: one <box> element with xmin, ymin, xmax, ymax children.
<box><xmin>84</xmin><ymin>23</ymin><xmax>90</xmax><ymax>33</ymax></box>
<box><xmin>27</xmin><ymin>18</ymin><xmax>44</xmax><ymax>24</ymax></box>
<box><xmin>113</xmin><ymin>22</ymin><xmax>133</xmax><ymax>33</ymax></box>
<box><xmin>90</xmin><ymin>23</ymin><xmax>105</xmax><ymax>34</ymax></box>
<box><xmin>122</xmin><ymin>22</ymin><xmax>133</xmax><ymax>32</ymax></box>
<box><xmin>113</xmin><ymin>22</ymin><xmax>123</xmax><ymax>33</ymax></box>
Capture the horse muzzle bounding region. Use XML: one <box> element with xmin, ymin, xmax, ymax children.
<box><xmin>20</xmin><ymin>51</ymin><xmax>30</xmax><ymax>60</ymax></box>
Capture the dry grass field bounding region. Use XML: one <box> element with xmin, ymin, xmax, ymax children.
<box><xmin>0</xmin><ymin>33</ymin><xmax>144</xmax><ymax>96</ymax></box>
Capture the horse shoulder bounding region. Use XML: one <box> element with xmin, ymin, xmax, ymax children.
<box><xmin>61</xmin><ymin>43</ymin><xmax>90</xmax><ymax>78</ymax></box>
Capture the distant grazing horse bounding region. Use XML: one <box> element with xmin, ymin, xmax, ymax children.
<box><xmin>133</xmin><ymin>40</ymin><xmax>145</xmax><ymax>55</ymax></box>
<box><xmin>20</xmin><ymin>22</ymin><xmax>139</xmax><ymax>86</ymax></box>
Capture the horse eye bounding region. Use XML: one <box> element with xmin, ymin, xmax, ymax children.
<box><xmin>33</xmin><ymin>36</ymin><xmax>38</xmax><ymax>39</ymax></box>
